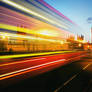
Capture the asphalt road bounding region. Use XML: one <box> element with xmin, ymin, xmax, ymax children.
<box><xmin>1</xmin><ymin>52</ymin><xmax>92</xmax><ymax>92</ymax></box>
<box><xmin>0</xmin><ymin>52</ymin><xmax>85</xmax><ymax>84</ymax></box>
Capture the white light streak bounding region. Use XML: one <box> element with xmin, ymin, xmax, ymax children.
<box><xmin>0</xmin><ymin>59</ymin><xmax>65</xmax><ymax>78</ymax></box>
<box><xmin>1</xmin><ymin>0</ymin><xmax>67</xmax><ymax>29</ymax></box>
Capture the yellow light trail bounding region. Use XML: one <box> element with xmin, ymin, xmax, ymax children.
<box><xmin>0</xmin><ymin>31</ymin><xmax>58</xmax><ymax>42</ymax></box>
<box><xmin>0</xmin><ymin>23</ymin><xmax>36</xmax><ymax>35</ymax></box>
<box><xmin>0</xmin><ymin>24</ymin><xmax>60</xmax><ymax>39</ymax></box>
<box><xmin>1</xmin><ymin>0</ymin><xmax>68</xmax><ymax>29</ymax></box>
<box><xmin>37</xmin><ymin>30</ymin><xmax>59</xmax><ymax>37</ymax></box>
<box><xmin>0</xmin><ymin>51</ymin><xmax>74</xmax><ymax>59</ymax></box>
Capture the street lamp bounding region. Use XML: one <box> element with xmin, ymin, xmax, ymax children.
<box><xmin>87</xmin><ymin>17</ymin><xmax>92</xmax><ymax>43</ymax></box>
<box><xmin>78</xmin><ymin>43</ymin><xmax>82</xmax><ymax>47</ymax></box>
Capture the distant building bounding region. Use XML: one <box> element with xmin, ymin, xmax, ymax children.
<box><xmin>77</xmin><ymin>34</ymin><xmax>84</xmax><ymax>41</ymax></box>
<box><xmin>84</xmin><ymin>43</ymin><xmax>92</xmax><ymax>50</ymax></box>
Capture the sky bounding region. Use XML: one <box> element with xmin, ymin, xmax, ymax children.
<box><xmin>45</xmin><ymin>0</ymin><xmax>92</xmax><ymax>42</ymax></box>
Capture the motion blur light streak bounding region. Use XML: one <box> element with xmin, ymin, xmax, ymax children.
<box><xmin>0</xmin><ymin>59</ymin><xmax>65</xmax><ymax>80</ymax></box>
<box><xmin>0</xmin><ymin>24</ymin><xmax>59</xmax><ymax>38</ymax></box>
<box><xmin>0</xmin><ymin>0</ymin><xmax>88</xmax><ymax>83</ymax></box>
<box><xmin>0</xmin><ymin>23</ymin><xmax>36</xmax><ymax>35</ymax></box>
<box><xmin>0</xmin><ymin>52</ymin><xmax>87</xmax><ymax>80</ymax></box>
<box><xmin>37</xmin><ymin>30</ymin><xmax>59</xmax><ymax>36</ymax></box>
<box><xmin>0</xmin><ymin>51</ymin><xmax>73</xmax><ymax>59</ymax></box>
<box><xmin>0</xmin><ymin>58</ymin><xmax>46</xmax><ymax>67</ymax></box>
<box><xmin>39</xmin><ymin>0</ymin><xmax>74</xmax><ymax>24</ymax></box>
<box><xmin>1</xmin><ymin>0</ymin><xmax>67</xmax><ymax>29</ymax></box>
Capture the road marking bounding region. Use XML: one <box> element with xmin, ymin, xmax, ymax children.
<box><xmin>83</xmin><ymin>64</ymin><xmax>90</xmax><ymax>70</ymax></box>
<box><xmin>0</xmin><ymin>58</ymin><xmax>45</xmax><ymax>67</ymax></box>
<box><xmin>54</xmin><ymin>63</ymin><xmax>91</xmax><ymax>92</ymax></box>
<box><xmin>0</xmin><ymin>59</ymin><xmax>65</xmax><ymax>80</ymax></box>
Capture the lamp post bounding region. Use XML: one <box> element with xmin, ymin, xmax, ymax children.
<box><xmin>91</xmin><ymin>27</ymin><xmax>92</xmax><ymax>43</ymax></box>
<box><xmin>87</xmin><ymin>17</ymin><xmax>92</xmax><ymax>43</ymax></box>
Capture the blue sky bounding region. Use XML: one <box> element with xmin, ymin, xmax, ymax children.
<box><xmin>45</xmin><ymin>0</ymin><xmax>92</xmax><ymax>42</ymax></box>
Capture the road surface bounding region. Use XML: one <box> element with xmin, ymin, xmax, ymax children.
<box><xmin>1</xmin><ymin>51</ymin><xmax>92</xmax><ymax>92</ymax></box>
